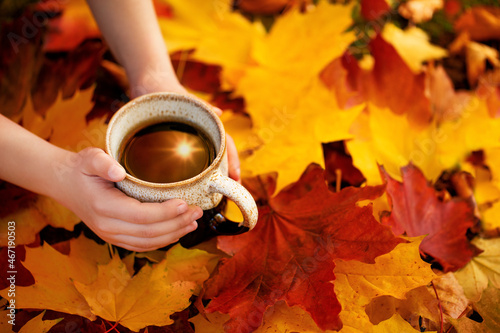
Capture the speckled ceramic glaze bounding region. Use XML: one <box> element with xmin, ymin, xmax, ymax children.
<box><xmin>106</xmin><ymin>93</ymin><xmax>258</xmax><ymax>230</ymax></box>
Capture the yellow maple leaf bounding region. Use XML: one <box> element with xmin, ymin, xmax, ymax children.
<box><xmin>381</xmin><ymin>23</ymin><xmax>447</xmax><ymax>73</ymax></box>
<box><xmin>0</xmin><ymin>236</ymin><xmax>110</xmax><ymax>320</ymax></box>
<box><xmin>241</xmin><ymin>77</ymin><xmax>363</xmax><ymax>191</ymax></box>
<box><xmin>367</xmin><ymin>273</ymin><xmax>468</xmax><ymax>329</ymax></box>
<box><xmin>373</xmin><ymin>313</ymin><xmax>432</xmax><ymax>333</ymax></box>
<box><xmin>0</xmin><ymin>196</ymin><xmax>80</xmax><ymax>246</ymax></box>
<box><xmin>22</xmin><ymin>87</ymin><xmax>107</xmax><ymax>151</ymax></box>
<box><xmin>73</xmin><ymin>244</ymin><xmax>219</xmax><ymax>331</ymax></box>
<box><xmin>251</xmin><ymin>1</ymin><xmax>354</xmax><ymax>76</ymax></box>
<box><xmin>158</xmin><ymin>0</ymin><xmax>265</xmax><ymax>69</ymax></box>
<box><xmin>334</xmin><ymin>238</ymin><xmax>436</xmax><ymax>332</ymax></box>
<box><xmin>189</xmin><ymin>311</ymin><xmax>231</xmax><ymax>333</ymax></box>
<box><xmin>18</xmin><ymin>311</ymin><xmax>63</xmax><ymax>333</ymax></box>
<box><xmin>348</xmin><ymin>98</ymin><xmax>500</xmax><ymax>184</ymax></box>
<box><xmin>454</xmin><ymin>237</ymin><xmax>500</xmax><ymax>302</ymax></box>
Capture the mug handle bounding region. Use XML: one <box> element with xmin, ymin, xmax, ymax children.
<box><xmin>206</xmin><ymin>171</ymin><xmax>258</xmax><ymax>235</ymax></box>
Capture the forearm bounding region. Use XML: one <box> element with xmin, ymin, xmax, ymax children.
<box><xmin>85</xmin><ymin>0</ymin><xmax>182</xmax><ymax>95</ymax></box>
<box><xmin>0</xmin><ymin>115</ymin><xmax>73</xmax><ymax>200</ymax></box>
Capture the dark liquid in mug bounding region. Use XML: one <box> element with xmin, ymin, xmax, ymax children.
<box><xmin>118</xmin><ymin>122</ymin><xmax>216</xmax><ymax>183</ymax></box>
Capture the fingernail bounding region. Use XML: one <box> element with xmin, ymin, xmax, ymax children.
<box><xmin>108</xmin><ymin>165</ymin><xmax>125</xmax><ymax>180</ymax></box>
<box><xmin>177</xmin><ymin>203</ymin><xmax>188</xmax><ymax>214</ymax></box>
<box><xmin>236</xmin><ymin>167</ymin><xmax>241</xmax><ymax>180</ymax></box>
<box><xmin>192</xmin><ymin>210</ymin><xmax>203</xmax><ymax>220</ymax></box>
<box><xmin>189</xmin><ymin>221</ymin><xmax>198</xmax><ymax>231</ymax></box>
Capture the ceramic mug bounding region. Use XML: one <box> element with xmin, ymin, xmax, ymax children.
<box><xmin>105</xmin><ymin>93</ymin><xmax>258</xmax><ymax>245</ymax></box>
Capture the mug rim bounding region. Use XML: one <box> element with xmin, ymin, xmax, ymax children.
<box><xmin>105</xmin><ymin>92</ymin><xmax>227</xmax><ymax>188</ymax></box>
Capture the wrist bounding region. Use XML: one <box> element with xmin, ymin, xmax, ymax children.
<box><xmin>128</xmin><ymin>59</ymin><xmax>187</xmax><ymax>98</ymax></box>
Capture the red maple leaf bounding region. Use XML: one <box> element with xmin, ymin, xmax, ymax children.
<box><xmin>363</xmin><ymin>35</ymin><xmax>432</xmax><ymax>127</ymax></box>
<box><xmin>200</xmin><ymin>164</ymin><xmax>404</xmax><ymax>333</ymax></box>
<box><xmin>380</xmin><ymin>164</ymin><xmax>481</xmax><ymax>272</ymax></box>
<box><xmin>360</xmin><ymin>0</ymin><xmax>391</xmax><ymax>21</ymax></box>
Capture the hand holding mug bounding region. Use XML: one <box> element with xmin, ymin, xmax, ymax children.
<box><xmin>106</xmin><ymin>93</ymin><xmax>258</xmax><ymax>246</ymax></box>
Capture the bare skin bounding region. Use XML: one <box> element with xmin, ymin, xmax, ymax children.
<box><xmin>0</xmin><ymin>0</ymin><xmax>240</xmax><ymax>252</ymax></box>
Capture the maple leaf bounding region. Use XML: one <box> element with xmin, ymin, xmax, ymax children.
<box><xmin>0</xmin><ymin>196</ymin><xmax>80</xmax><ymax>246</ymax></box>
<box><xmin>454</xmin><ymin>6</ymin><xmax>500</xmax><ymax>41</ymax></box>
<box><xmin>362</xmin><ymin>33</ymin><xmax>432</xmax><ymax>126</ymax></box>
<box><xmin>320</xmin><ymin>55</ymin><xmax>364</xmax><ymax>110</ymax></box>
<box><xmin>236</xmin><ymin>0</ymin><xmax>301</xmax><ymax>15</ymax></box>
<box><xmin>199</xmin><ymin>164</ymin><xmax>404</xmax><ymax>332</ymax></box>
<box><xmin>454</xmin><ymin>237</ymin><xmax>500</xmax><ymax>302</ymax></box>
<box><xmin>398</xmin><ymin>0</ymin><xmax>443</xmax><ymax>23</ymax></box>
<box><xmin>366</xmin><ymin>273</ymin><xmax>469</xmax><ymax>330</ymax></box>
<box><xmin>32</xmin><ymin>40</ymin><xmax>106</xmax><ymax>114</ymax></box>
<box><xmin>360</xmin><ymin>0</ymin><xmax>391</xmax><ymax>21</ymax></box>
<box><xmin>74</xmin><ymin>244</ymin><xmax>219</xmax><ymax>331</ymax></box>
<box><xmin>347</xmin><ymin>97</ymin><xmax>500</xmax><ymax>185</ymax></box>
<box><xmin>0</xmin><ymin>236</ymin><xmax>110</xmax><ymax>319</ymax></box>
<box><xmin>0</xmin><ymin>11</ymin><xmax>43</xmax><ymax>121</ymax></box>
<box><xmin>380</xmin><ymin>164</ymin><xmax>481</xmax><ymax>272</ymax></box>
<box><xmin>158</xmin><ymin>0</ymin><xmax>264</xmax><ymax>70</ymax></box>
<box><xmin>42</xmin><ymin>0</ymin><xmax>101</xmax><ymax>52</ymax></box>
<box><xmin>22</xmin><ymin>87</ymin><xmax>107</xmax><ymax>151</ymax></box>
<box><xmin>450</xmin><ymin>284</ymin><xmax>500</xmax><ymax>332</ymax></box>
<box><xmin>381</xmin><ymin>23</ymin><xmax>447</xmax><ymax>74</ymax></box>
<box><xmin>18</xmin><ymin>311</ymin><xmax>63</xmax><ymax>333</ymax></box>
<box><xmin>334</xmin><ymin>238</ymin><xmax>436</xmax><ymax>332</ymax></box>
<box><xmin>373</xmin><ymin>313</ymin><xmax>431</xmax><ymax>333</ymax></box>
<box><xmin>427</xmin><ymin>65</ymin><xmax>471</xmax><ymax>123</ymax></box>
<box><xmin>323</xmin><ymin>141</ymin><xmax>366</xmax><ymax>189</ymax></box>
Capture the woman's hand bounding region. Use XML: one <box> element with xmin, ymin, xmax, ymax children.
<box><xmin>56</xmin><ymin>148</ymin><xmax>203</xmax><ymax>252</ymax></box>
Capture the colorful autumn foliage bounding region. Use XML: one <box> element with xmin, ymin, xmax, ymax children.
<box><xmin>1</xmin><ymin>0</ymin><xmax>500</xmax><ymax>332</ymax></box>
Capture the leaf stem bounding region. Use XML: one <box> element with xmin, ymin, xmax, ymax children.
<box><xmin>431</xmin><ymin>281</ymin><xmax>444</xmax><ymax>333</ymax></box>
<box><xmin>103</xmin><ymin>318</ymin><xmax>120</xmax><ymax>333</ymax></box>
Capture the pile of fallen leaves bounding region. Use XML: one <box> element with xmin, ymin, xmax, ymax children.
<box><xmin>1</xmin><ymin>0</ymin><xmax>500</xmax><ymax>332</ymax></box>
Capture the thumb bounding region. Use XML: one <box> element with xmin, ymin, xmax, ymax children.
<box><xmin>80</xmin><ymin>148</ymin><xmax>126</xmax><ymax>182</ymax></box>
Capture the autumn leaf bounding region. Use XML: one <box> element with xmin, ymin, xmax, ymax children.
<box><xmin>159</xmin><ymin>0</ymin><xmax>265</xmax><ymax>70</ymax></box>
<box><xmin>347</xmin><ymin>97</ymin><xmax>500</xmax><ymax>185</ymax></box>
<box><xmin>360</xmin><ymin>0</ymin><xmax>391</xmax><ymax>21</ymax></box>
<box><xmin>450</xmin><ymin>284</ymin><xmax>500</xmax><ymax>332</ymax></box>
<box><xmin>236</xmin><ymin>0</ymin><xmax>301</xmax><ymax>15</ymax></box>
<box><xmin>31</xmin><ymin>40</ymin><xmax>106</xmax><ymax>114</ymax></box>
<box><xmin>223</xmin><ymin>1</ymin><xmax>359</xmax><ymax>190</ymax></box>
<box><xmin>398</xmin><ymin>0</ymin><xmax>443</xmax><ymax>23</ymax></box>
<box><xmin>366</xmin><ymin>273</ymin><xmax>469</xmax><ymax>330</ymax></box>
<box><xmin>22</xmin><ymin>87</ymin><xmax>107</xmax><ymax>151</ymax></box>
<box><xmin>454</xmin><ymin>237</ymin><xmax>500</xmax><ymax>302</ymax></box>
<box><xmin>373</xmin><ymin>313</ymin><xmax>429</xmax><ymax>333</ymax></box>
<box><xmin>362</xmin><ymin>33</ymin><xmax>432</xmax><ymax>126</ymax></box>
<box><xmin>320</xmin><ymin>55</ymin><xmax>364</xmax><ymax>110</ymax></box>
<box><xmin>0</xmin><ymin>236</ymin><xmax>110</xmax><ymax>320</ymax></box>
<box><xmin>427</xmin><ymin>65</ymin><xmax>471</xmax><ymax>123</ymax></box>
<box><xmin>74</xmin><ymin>244</ymin><xmax>219</xmax><ymax>331</ymax></box>
<box><xmin>241</xmin><ymin>78</ymin><xmax>364</xmax><ymax>191</ymax></box>
<box><xmin>322</xmin><ymin>141</ymin><xmax>366</xmax><ymax>189</ymax></box>
<box><xmin>334</xmin><ymin>238</ymin><xmax>436</xmax><ymax>332</ymax></box>
<box><xmin>0</xmin><ymin>11</ymin><xmax>43</xmax><ymax>121</ymax></box>
<box><xmin>380</xmin><ymin>164</ymin><xmax>480</xmax><ymax>272</ymax></box>
<box><xmin>18</xmin><ymin>311</ymin><xmax>62</xmax><ymax>333</ymax></box>
<box><xmin>0</xmin><ymin>196</ymin><xmax>80</xmax><ymax>246</ymax></box>
<box><xmin>42</xmin><ymin>0</ymin><xmax>101</xmax><ymax>52</ymax></box>
<box><xmin>199</xmin><ymin>164</ymin><xmax>404</xmax><ymax>332</ymax></box>
<box><xmin>381</xmin><ymin>23</ymin><xmax>447</xmax><ymax>74</ymax></box>
<box><xmin>454</xmin><ymin>6</ymin><xmax>500</xmax><ymax>41</ymax></box>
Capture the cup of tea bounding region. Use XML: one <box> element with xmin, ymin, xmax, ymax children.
<box><xmin>105</xmin><ymin>93</ymin><xmax>258</xmax><ymax>246</ymax></box>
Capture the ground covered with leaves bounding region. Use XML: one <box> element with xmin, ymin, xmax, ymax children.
<box><xmin>1</xmin><ymin>0</ymin><xmax>500</xmax><ymax>332</ymax></box>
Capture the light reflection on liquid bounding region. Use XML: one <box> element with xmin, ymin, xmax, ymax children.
<box><xmin>119</xmin><ymin>122</ymin><xmax>214</xmax><ymax>183</ymax></box>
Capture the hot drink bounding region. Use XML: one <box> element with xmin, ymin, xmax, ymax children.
<box><xmin>118</xmin><ymin>121</ymin><xmax>216</xmax><ymax>183</ymax></box>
